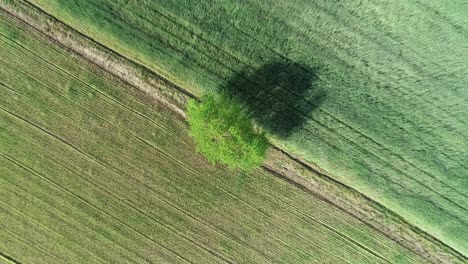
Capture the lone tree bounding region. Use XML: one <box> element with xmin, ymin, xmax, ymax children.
<box><xmin>187</xmin><ymin>93</ymin><xmax>268</xmax><ymax>172</ymax></box>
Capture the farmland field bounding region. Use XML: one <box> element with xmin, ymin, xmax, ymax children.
<box><xmin>22</xmin><ymin>0</ymin><xmax>468</xmax><ymax>256</ymax></box>
<box><xmin>0</xmin><ymin>11</ymin><xmax>431</xmax><ymax>263</ymax></box>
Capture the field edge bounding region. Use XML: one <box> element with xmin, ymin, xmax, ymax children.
<box><xmin>0</xmin><ymin>1</ymin><xmax>465</xmax><ymax>263</ymax></box>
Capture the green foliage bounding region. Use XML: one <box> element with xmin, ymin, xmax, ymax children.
<box><xmin>187</xmin><ymin>93</ymin><xmax>268</xmax><ymax>172</ymax></box>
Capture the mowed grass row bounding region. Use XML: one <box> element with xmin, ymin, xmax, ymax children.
<box><xmin>24</xmin><ymin>0</ymin><xmax>468</xmax><ymax>254</ymax></box>
<box><xmin>0</xmin><ymin>13</ymin><xmax>426</xmax><ymax>263</ymax></box>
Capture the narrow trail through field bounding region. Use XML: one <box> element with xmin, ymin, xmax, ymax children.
<box><xmin>0</xmin><ymin>2</ymin><xmax>466</xmax><ymax>263</ymax></box>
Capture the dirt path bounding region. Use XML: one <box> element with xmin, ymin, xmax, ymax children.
<box><xmin>0</xmin><ymin>1</ymin><xmax>465</xmax><ymax>263</ymax></box>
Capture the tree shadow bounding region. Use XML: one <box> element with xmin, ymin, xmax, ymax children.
<box><xmin>222</xmin><ymin>61</ymin><xmax>326</xmax><ymax>138</ymax></box>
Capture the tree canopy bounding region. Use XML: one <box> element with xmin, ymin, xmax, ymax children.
<box><xmin>187</xmin><ymin>93</ymin><xmax>268</xmax><ymax>172</ymax></box>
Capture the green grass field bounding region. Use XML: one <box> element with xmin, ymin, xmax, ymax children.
<box><xmin>0</xmin><ymin>12</ymin><xmax>429</xmax><ymax>263</ymax></box>
<box><xmin>23</xmin><ymin>0</ymin><xmax>468</xmax><ymax>256</ymax></box>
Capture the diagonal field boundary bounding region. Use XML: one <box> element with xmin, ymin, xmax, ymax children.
<box><xmin>0</xmin><ymin>1</ymin><xmax>466</xmax><ymax>263</ymax></box>
<box><xmin>0</xmin><ymin>251</ymin><xmax>21</xmax><ymax>264</ymax></box>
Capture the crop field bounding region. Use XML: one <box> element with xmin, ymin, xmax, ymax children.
<box><xmin>0</xmin><ymin>11</ymin><xmax>431</xmax><ymax>263</ymax></box>
<box><xmin>21</xmin><ymin>0</ymin><xmax>468</xmax><ymax>256</ymax></box>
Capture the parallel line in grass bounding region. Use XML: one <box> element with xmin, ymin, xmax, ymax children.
<box><xmin>112</xmin><ymin>122</ymin><xmax>358</xmax><ymax>260</ymax></box>
<box><xmin>92</xmin><ymin>110</ymin><xmax>384</xmax><ymax>262</ymax></box>
<box><xmin>237</xmin><ymin>0</ymin><xmax>468</xmax><ymax>140</ymax></box>
<box><xmin>0</xmin><ymin>199</ymin><xmax>106</xmax><ymax>264</ymax></box>
<box><xmin>1</xmin><ymin>152</ymin><xmax>220</xmax><ymax>264</ymax></box>
<box><xmin>0</xmin><ymin>72</ymin><xmax>270</xmax><ymax>264</ymax></box>
<box><xmin>0</xmin><ymin>92</ymin><xmax>277</xmax><ymax>263</ymax></box>
<box><xmin>0</xmin><ymin>7</ymin><xmax>450</xmax><ymax>260</ymax></box>
<box><xmin>0</xmin><ymin>31</ymin><xmax>184</xmax><ymax>140</ymax></box>
<box><xmin>22</xmin><ymin>0</ymin><xmax>468</xmax><ymax>204</ymax></box>
<box><xmin>41</xmin><ymin>153</ymin><xmax>239</xmax><ymax>264</ymax></box>
<box><xmin>1</xmin><ymin>115</ymin><xmax>309</xmax><ymax>264</ymax></box>
<box><xmin>0</xmin><ymin>251</ymin><xmax>21</xmax><ymax>264</ymax></box>
<box><xmin>1</xmin><ymin>81</ymin><xmax>354</xmax><ymax>263</ymax></box>
<box><xmin>0</xmin><ymin>48</ymin><xmax>192</xmax><ymax>150</ymax></box>
<box><xmin>247</xmin><ymin>0</ymin><xmax>468</xmax><ymax>104</ymax></box>
<box><xmin>0</xmin><ymin>107</ymin><xmax>235</xmax><ymax>264</ymax></box>
<box><xmin>2</xmin><ymin>7</ymin><xmax>464</xmax><ymax>258</ymax></box>
<box><xmin>3</xmin><ymin>18</ymin><xmax>458</xmax><ymax>264</ymax></box>
<box><xmin>302</xmin><ymin>115</ymin><xmax>468</xmax><ymax>216</ymax></box>
<box><xmin>31</xmin><ymin>145</ymin><xmax>270</xmax><ymax>263</ymax></box>
<box><xmin>119</xmin><ymin>0</ymin><xmax>468</xmax><ymax>181</ymax></box>
<box><xmin>3</xmin><ymin>2</ymin><xmax>464</xmax><ymax>260</ymax></box>
<box><xmin>134</xmin><ymin>0</ymin><xmax>468</xmax><ymax>165</ymax></box>
<box><xmin>2</xmin><ymin>113</ymin><xmax>249</xmax><ymax>263</ymax></box>
<box><xmin>0</xmin><ymin>80</ymin><xmax>20</xmax><ymax>95</ymax></box>
<box><xmin>0</xmin><ymin>86</ymin><xmax>271</xmax><ymax>263</ymax></box>
<box><xmin>0</xmin><ymin>62</ymin><xmax>353</xmax><ymax>262</ymax></box>
<box><xmin>0</xmin><ymin>32</ymin><xmax>188</xmax><ymax>136</ymax></box>
<box><xmin>412</xmin><ymin>0</ymin><xmax>468</xmax><ymax>35</ymax></box>
<box><xmin>254</xmin><ymin>170</ymin><xmax>399</xmax><ymax>263</ymax></box>
<box><xmin>18</xmin><ymin>0</ymin><xmax>468</xmax><ymax>190</ymax></box>
<box><xmin>0</xmin><ymin>158</ymin><xmax>153</xmax><ymax>264</ymax></box>
<box><xmin>0</xmin><ymin>223</ymin><xmax>63</xmax><ymax>263</ymax></box>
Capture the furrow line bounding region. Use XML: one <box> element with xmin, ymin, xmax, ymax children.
<box><xmin>0</xmin><ymin>54</ymin><xmax>192</xmax><ymax>149</ymax></box>
<box><xmin>1</xmin><ymin>87</ymin><xmax>345</xmax><ymax>263</ymax></box>
<box><xmin>4</xmin><ymin>114</ymin><xmax>266</xmax><ymax>263</ymax></box>
<box><xmin>411</xmin><ymin>0</ymin><xmax>468</xmax><ymax>35</ymax></box>
<box><xmin>305</xmin><ymin>115</ymin><xmax>468</xmax><ymax>215</ymax></box>
<box><xmin>0</xmin><ymin>2</ymin><xmax>191</xmax><ymax>116</ymax></box>
<box><xmin>318</xmin><ymin>107</ymin><xmax>468</xmax><ymax>196</ymax></box>
<box><xmin>239</xmin><ymin>0</ymin><xmax>468</xmax><ymax>138</ymax></box>
<box><xmin>0</xmin><ymin>31</ymin><xmax>184</xmax><ymax>137</ymax></box>
<box><xmin>0</xmin><ymin>80</ymin><xmax>21</xmax><ymax>95</ymax></box>
<box><xmin>147</xmin><ymin>0</ymin><xmax>468</xmax><ymax>170</ymax></box>
<box><xmin>130</xmin><ymin>1</ymin><xmax>468</xmax><ymax>178</ymax></box>
<box><xmin>1</xmin><ymin>1</ymin><xmax>464</xmax><ymax>262</ymax></box>
<box><xmin>1</xmin><ymin>152</ymin><xmax>202</xmax><ymax>264</ymax></box>
<box><xmin>1</xmin><ymin>155</ymin><xmax>154</xmax><ymax>264</ymax></box>
<box><xmin>131</xmin><ymin>132</ymin><xmax>357</xmax><ymax>261</ymax></box>
<box><xmin>0</xmin><ymin>222</ymin><xmax>64</xmax><ymax>263</ymax></box>
<box><xmin>0</xmin><ymin>199</ymin><xmax>107</xmax><ymax>264</ymax></box>
<box><xmin>0</xmin><ymin>93</ymin><xmax>256</xmax><ymax>262</ymax></box>
<box><xmin>250</xmin><ymin>170</ymin><xmax>399</xmax><ymax>263</ymax></box>
<box><xmin>1</xmin><ymin>68</ymin><xmax>303</xmax><ymax>262</ymax></box>
<box><xmin>0</xmin><ymin>107</ymin><xmax>235</xmax><ymax>264</ymax></box>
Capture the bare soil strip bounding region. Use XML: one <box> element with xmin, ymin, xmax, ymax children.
<box><xmin>0</xmin><ymin>1</ymin><xmax>465</xmax><ymax>263</ymax></box>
